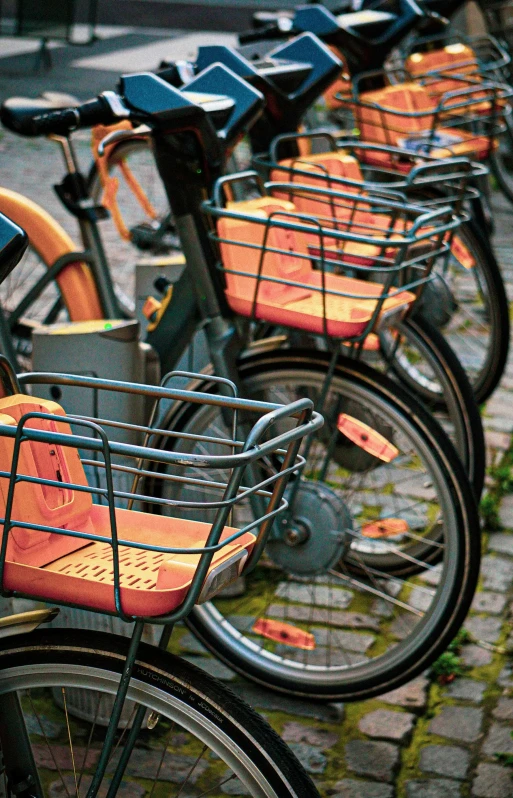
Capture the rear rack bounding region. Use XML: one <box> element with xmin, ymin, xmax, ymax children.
<box><xmin>0</xmin><ymin>363</ymin><xmax>321</xmax><ymax>623</ymax></box>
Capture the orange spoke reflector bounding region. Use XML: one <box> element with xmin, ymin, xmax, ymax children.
<box><xmin>252</xmin><ymin>619</ymin><xmax>316</xmax><ymax>650</ymax></box>
<box><xmin>451</xmin><ymin>235</ymin><xmax>475</xmax><ymax>269</ymax></box>
<box><xmin>361</xmin><ymin>518</ymin><xmax>410</xmax><ymax>539</ymax></box>
<box><xmin>337</xmin><ymin>414</ymin><xmax>399</xmax><ymax>462</ymax></box>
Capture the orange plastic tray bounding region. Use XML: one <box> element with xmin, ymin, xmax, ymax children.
<box><xmin>0</xmin><ymin>395</ymin><xmax>255</xmax><ymax>617</ymax></box>
<box><xmin>356</xmin><ymin>82</ymin><xmax>494</xmax><ymax>162</ymax></box>
<box><xmin>218</xmin><ymin>197</ymin><xmax>414</xmax><ymax>338</ymax></box>
<box><xmin>405</xmin><ymin>44</ymin><xmax>492</xmax><ymax>112</ymax></box>
<box><xmin>270</xmin><ymin>152</ymin><xmax>474</xmax><ymax>269</ymax></box>
<box><xmin>271</xmin><ymin>152</ymin><xmax>382</xmax><ymax>238</ymax></box>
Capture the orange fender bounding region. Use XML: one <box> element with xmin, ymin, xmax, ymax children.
<box><xmin>0</xmin><ymin>187</ymin><xmax>103</xmax><ymax>320</ymax></box>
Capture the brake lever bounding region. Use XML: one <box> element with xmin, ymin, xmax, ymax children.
<box><xmin>97</xmin><ymin>123</ymin><xmax>151</xmax><ymax>156</ymax></box>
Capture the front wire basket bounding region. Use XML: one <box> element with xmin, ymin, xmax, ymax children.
<box><xmin>401</xmin><ymin>31</ymin><xmax>511</xmax><ymax>84</ymax></box>
<box><xmin>203</xmin><ymin>172</ymin><xmax>460</xmax><ymax>344</ymax></box>
<box><xmin>0</xmin><ymin>367</ymin><xmax>322</xmax><ymax>624</ymax></box>
<box><xmin>254</xmin><ymin>129</ymin><xmax>487</xmax><ymax>214</ymax></box>
<box><xmin>337</xmin><ymin>60</ymin><xmax>513</xmax><ymax>165</ymax></box>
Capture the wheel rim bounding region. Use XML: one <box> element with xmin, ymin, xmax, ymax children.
<box><xmin>0</xmin><ymin>660</ymin><xmax>284</xmax><ymax>798</ymax></box>
<box><xmin>152</xmin><ymin>365</ymin><xmax>468</xmax><ymax>694</ymax></box>
<box><xmin>0</xmin><ymin>244</ymin><xmax>70</xmax><ymax>369</ymax></box>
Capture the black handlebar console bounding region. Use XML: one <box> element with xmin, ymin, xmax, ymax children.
<box><xmin>1</xmin><ymin>65</ymin><xmax>265</xmax><ymax>151</ymax></box>
<box><xmin>239</xmin><ymin>1</ymin><xmax>426</xmax><ymax>73</ymax></box>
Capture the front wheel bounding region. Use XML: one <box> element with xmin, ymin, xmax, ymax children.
<box><xmin>377</xmin><ymin>313</ymin><xmax>485</xmax><ymax>499</ymax></box>
<box><xmin>413</xmin><ymin>219</ymin><xmax>509</xmax><ymax>405</ymax></box>
<box><xmin>0</xmin><ymin>628</ymin><xmax>320</xmax><ymax>798</ymax></box>
<box><xmin>146</xmin><ymin>350</ymin><xmax>481</xmax><ymax>701</ymax></box>
<box><xmin>490</xmin><ymin>112</ymin><xmax>513</xmax><ymax>206</ymax></box>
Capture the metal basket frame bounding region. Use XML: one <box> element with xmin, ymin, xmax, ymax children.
<box><xmin>401</xmin><ymin>31</ymin><xmax>511</xmax><ymax>81</ymax></box>
<box><xmin>254</xmin><ymin>130</ymin><xmax>486</xmax><ymax>213</ymax></box>
<box><xmin>204</xmin><ymin>172</ymin><xmax>460</xmax><ymax>344</ymax></box>
<box><xmin>0</xmin><ymin>362</ymin><xmax>321</xmax><ymax>624</ymax></box>
<box><xmin>337</xmin><ymin>64</ymin><xmax>513</xmax><ymax>160</ymax></box>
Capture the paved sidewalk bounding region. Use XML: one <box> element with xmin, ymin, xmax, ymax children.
<box><xmin>2</xmin><ymin>43</ymin><xmax>513</xmax><ymax>795</ymax></box>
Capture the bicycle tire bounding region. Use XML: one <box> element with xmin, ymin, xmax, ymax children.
<box><xmin>414</xmin><ymin>217</ymin><xmax>509</xmax><ymax>404</ymax></box>
<box><xmin>490</xmin><ymin>111</ymin><xmax>513</xmax><ymax>204</ymax></box>
<box><xmin>145</xmin><ymin>349</ymin><xmax>480</xmax><ymax>701</ymax></box>
<box><xmin>380</xmin><ymin>313</ymin><xmax>485</xmax><ymax>499</ymax></box>
<box><xmin>0</xmin><ymin>627</ymin><xmax>320</xmax><ymax>798</ymax></box>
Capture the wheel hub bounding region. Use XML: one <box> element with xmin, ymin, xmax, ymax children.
<box><xmin>267</xmin><ymin>481</ymin><xmax>351</xmax><ymax>576</ymax></box>
<box><xmin>415</xmin><ymin>273</ymin><xmax>458</xmax><ymax>329</ymax></box>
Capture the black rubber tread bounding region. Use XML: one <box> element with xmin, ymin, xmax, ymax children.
<box><xmin>412</xmin><ymin>214</ymin><xmax>509</xmax><ymax>404</ymax></box>
<box><xmin>0</xmin><ymin>628</ymin><xmax>320</xmax><ymax>798</ymax></box>
<box><xmin>389</xmin><ymin>313</ymin><xmax>485</xmax><ymax>500</ymax></box>
<box><xmin>450</xmin><ymin>220</ymin><xmax>510</xmax><ymax>404</ymax></box>
<box><xmin>149</xmin><ymin>349</ymin><xmax>481</xmax><ymax>701</ymax></box>
<box><xmin>489</xmin><ymin>112</ymin><xmax>513</xmax><ymax>206</ymax></box>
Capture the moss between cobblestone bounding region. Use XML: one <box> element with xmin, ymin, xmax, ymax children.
<box><xmin>263</xmin><ymin>708</ymin><xmax>350</xmax><ymax>785</ymax></box>
<box><xmin>394</xmin><ymin>679</ymin><xmax>472</xmax><ymax>797</ymax></box>
<box><xmin>394</xmin><ymin>515</ymin><xmax>513</xmax><ymax>795</ymax></box>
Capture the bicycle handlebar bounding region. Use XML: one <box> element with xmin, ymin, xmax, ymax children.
<box><xmin>2</xmin><ymin>94</ymin><xmax>121</xmax><ymax>138</ymax></box>
<box><xmin>2</xmin><ymin>68</ymin><xmax>265</xmax><ymax>151</ymax></box>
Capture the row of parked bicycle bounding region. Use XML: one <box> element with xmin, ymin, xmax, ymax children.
<box><xmin>1</xmin><ymin>1</ymin><xmax>513</xmax><ymax>796</ymax></box>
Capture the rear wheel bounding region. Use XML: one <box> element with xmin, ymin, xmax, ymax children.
<box><xmin>145</xmin><ymin>350</ymin><xmax>480</xmax><ymax>700</ymax></box>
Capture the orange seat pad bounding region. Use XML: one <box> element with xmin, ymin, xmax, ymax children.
<box><xmin>3</xmin><ymin>504</ymin><xmax>255</xmax><ymax>617</ymax></box>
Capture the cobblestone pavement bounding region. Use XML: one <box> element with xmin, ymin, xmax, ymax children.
<box><xmin>3</xmin><ymin>126</ymin><xmax>513</xmax><ymax>796</ymax></box>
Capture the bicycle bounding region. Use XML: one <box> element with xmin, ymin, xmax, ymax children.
<box><xmin>0</xmin><ymin>69</ymin><xmax>483</xmax><ymax>700</ymax></box>
<box><xmin>0</xmin><ymin>36</ymin><xmax>486</xmax><ymax>499</ymax></box>
<box><xmin>234</xmin><ymin>1</ymin><xmax>511</xmax><ymax>404</ymax></box>
<box><xmin>0</xmin><ymin>207</ymin><xmax>324</xmax><ymax>798</ymax></box>
<box><xmin>351</xmin><ymin>0</ymin><xmax>513</xmax><ymax>203</ymax></box>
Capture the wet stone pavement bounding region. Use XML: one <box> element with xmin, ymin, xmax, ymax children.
<box><xmin>3</xmin><ymin>128</ymin><xmax>513</xmax><ymax>796</ymax></box>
